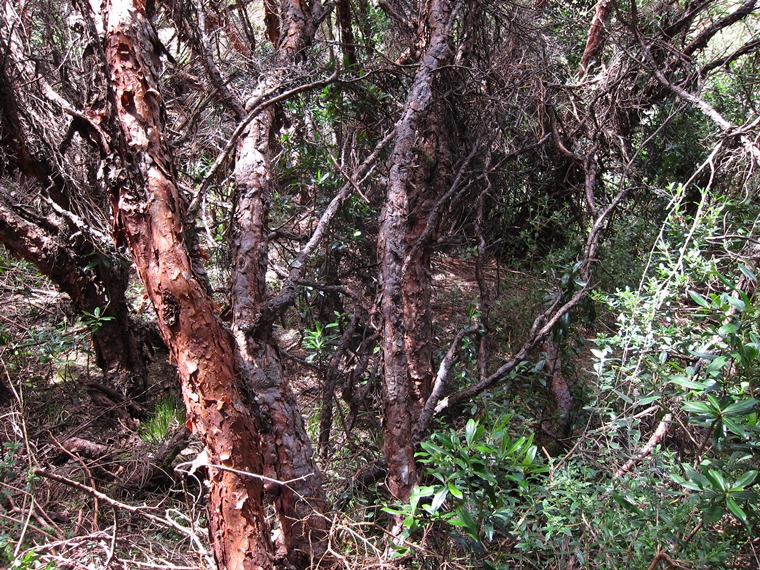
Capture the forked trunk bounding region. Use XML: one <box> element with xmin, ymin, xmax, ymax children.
<box><xmin>232</xmin><ymin>102</ymin><xmax>328</xmax><ymax>566</ymax></box>
<box><xmin>103</xmin><ymin>1</ymin><xmax>274</xmax><ymax>567</ymax></box>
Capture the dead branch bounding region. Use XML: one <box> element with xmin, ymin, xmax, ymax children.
<box><xmin>32</xmin><ymin>468</ymin><xmax>211</xmax><ymax>560</ymax></box>
<box><xmin>614</xmin><ymin>413</ymin><xmax>672</xmax><ymax>478</ymax></box>
<box><xmin>414</xmin><ymin>323</ymin><xmax>480</xmax><ymax>441</ymax></box>
<box><xmin>638</xmin><ymin>40</ymin><xmax>760</xmax><ymax>163</ymax></box>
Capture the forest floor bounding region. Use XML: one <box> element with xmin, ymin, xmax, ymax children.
<box><xmin>0</xmin><ymin>250</ymin><xmax>556</xmax><ymax>569</ymax></box>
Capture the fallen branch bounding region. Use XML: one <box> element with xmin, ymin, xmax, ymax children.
<box><xmin>614</xmin><ymin>413</ymin><xmax>672</xmax><ymax>479</ymax></box>
<box><xmin>32</xmin><ymin>468</ymin><xmax>210</xmax><ymax>561</ymax></box>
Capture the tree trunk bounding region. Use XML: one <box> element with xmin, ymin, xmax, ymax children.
<box><xmin>231</xmin><ymin>100</ymin><xmax>328</xmax><ymax>566</ymax></box>
<box><xmin>402</xmin><ymin>100</ymin><xmax>457</xmax><ymax>410</ymax></box>
<box><xmin>336</xmin><ymin>0</ymin><xmax>358</xmax><ymax>67</ymax></box>
<box><xmin>103</xmin><ymin>1</ymin><xmax>274</xmax><ymax>568</ymax></box>
<box><xmin>0</xmin><ymin>21</ymin><xmax>147</xmax><ymax>392</ymax></box>
<box><xmin>0</xmin><ymin>188</ymin><xmax>144</xmax><ymax>390</ymax></box>
<box><xmin>579</xmin><ymin>0</ymin><xmax>614</xmax><ymax>76</ymax></box>
<box><xmin>379</xmin><ymin>0</ymin><xmax>456</xmax><ymax>504</ymax></box>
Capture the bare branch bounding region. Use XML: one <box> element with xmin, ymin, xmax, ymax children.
<box><xmin>186</xmin><ymin>68</ymin><xmax>340</xmax><ymax>218</ymax></box>
<box><xmin>414</xmin><ymin>323</ymin><xmax>480</xmax><ymax>441</ymax></box>
<box><xmin>249</xmin><ymin>127</ymin><xmax>396</xmax><ymax>329</ymax></box>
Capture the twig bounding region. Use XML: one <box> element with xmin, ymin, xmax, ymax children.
<box><xmin>251</xmin><ymin>128</ymin><xmax>396</xmax><ymax>329</ymax></box>
<box><xmin>104</xmin><ymin>508</ymin><xmax>117</xmax><ymax>569</ymax></box>
<box><xmin>614</xmin><ymin>413</ymin><xmax>672</xmax><ymax>478</ymax></box>
<box><xmin>32</xmin><ymin>467</ymin><xmax>207</xmax><ymax>559</ymax></box>
<box><xmin>414</xmin><ymin>323</ymin><xmax>480</xmax><ymax>440</ymax></box>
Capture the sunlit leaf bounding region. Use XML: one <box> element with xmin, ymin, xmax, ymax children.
<box><xmin>723</xmin><ymin>398</ymin><xmax>757</xmax><ymax>417</ymax></box>
<box><xmin>733</xmin><ymin>470</ymin><xmax>758</xmax><ymax>489</ymax></box>
<box><xmin>688</xmin><ymin>290</ymin><xmax>710</xmax><ymax>307</ymax></box>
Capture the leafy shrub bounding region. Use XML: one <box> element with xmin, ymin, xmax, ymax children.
<box><xmin>384</xmin><ymin>415</ymin><xmax>547</xmax><ymax>561</ymax></box>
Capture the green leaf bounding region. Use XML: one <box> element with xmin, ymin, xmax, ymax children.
<box><xmin>725</xmin><ymin>497</ymin><xmax>748</xmax><ymax>525</ymax></box>
<box><xmin>522</xmin><ymin>445</ymin><xmax>537</xmax><ymax>467</ymax></box>
<box><xmin>448</xmin><ymin>481</ymin><xmax>464</xmax><ymax>499</ymax></box>
<box><xmin>505</xmin><ymin>436</ymin><xmax>527</xmax><ymax>456</ymax></box>
<box><xmin>723</xmin><ymin>417</ymin><xmax>746</xmax><ymax>438</ymax></box>
<box><xmin>739</xmin><ymin>264</ymin><xmax>757</xmax><ymax>283</ymax></box>
<box><xmin>612</xmin><ymin>492</ymin><xmax>644</xmax><ymax>516</ymax></box>
<box><xmin>726</xmin><ymin>296</ymin><xmax>746</xmax><ymax>312</ymax></box>
<box><xmin>671</xmin><ymin>376</ymin><xmax>712</xmax><ymax>391</ymax></box>
<box><xmin>723</xmin><ymin>398</ymin><xmax>757</xmax><ymax>417</ymax></box>
<box><xmin>637</xmin><ymin>394</ymin><xmax>661</xmax><ymax>405</ymax></box>
<box><xmin>703</xmin><ymin>502</ymin><xmax>724</xmax><ymax>524</ymax></box>
<box><xmin>465</xmin><ymin>419</ymin><xmax>478</xmax><ymax>446</ymax></box>
<box><xmin>689</xmin><ymin>290</ymin><xmax>710</xmax><ymax>307</ymax></box>
<box><xmin>671</xmin><ymin>473</ymin><xmax>702</xmax><ymax>491</ymax></box>
<box><xmin>705</xmin><ymin>393</ymin><xmax>722</xmax><ymax>410</ymax></box>
<box><xmin>718</xmin><ymin>323</ymin><xmax>739</xmax><ymax>336</ymax></box>
<box><xmin>706</xmin><ymin>469</ymin><xmax>729</xmax><ymax>492</ymax></box>
<box><xmin>705</xmin><ymin>355</ymin><xmax>728</xmax><ymax>375</ymax></box>
<box><xmin>683</xmin><ymin>401</ymin><xmax>714</xmax><ymax>414</ymax></box>
<box><xmin>429</xmin><ymin>487</ymin><xmax>448</xmax><ymax>514</ymax></box>
<box><xmin>683</xmin><ymin>464</ymin><xmax>709</xmax><ymax>488</ymax></box>
<box><xmin>409</xmin><ymin>486</ymin><xmax>435</xmax><ymax>512</ymax></box>
<box><xmin>733</xmin><ymin>470</ymin><xmax>758</xmax><ymax>489</ymax></box>
<box><xmin>454</xmin><ymin>506</ymin><xmax>479</xmax><ymax>540</ymax></box>
<box><xmin>381</xmin><ymin>506</ymin><xmax>405</xmax><ymax>515</ymax></box>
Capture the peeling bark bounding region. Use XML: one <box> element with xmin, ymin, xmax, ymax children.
<box><xmin>103</xmin><ymin>1</ymin><xmax>274</xmax><ymax>567</ymax></box>
<box><xmin>379</xmin><ymin>0</ymin><xmax>457</xmax><ymax>503</ymax></box>
<box><xmin>0</xmin><ymin>11</ymin><xmax>147</xmax><ymax>389</ymax></box>
<box><xmin>403</xmin><ymin>101</ymin><xmax>456</xmax><ymax>410</ymax></box>
<box><xmin>579</xmin><ymin>0</ymin><xmax>614</xmax><ymax>77</ymax></box>
<box><xmin>232</xmin><ymin>100</ymin><xmax>328</xmax><ymax>566</ymax></box>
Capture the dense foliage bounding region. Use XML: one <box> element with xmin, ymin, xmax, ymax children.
<box><xmin>0</xmin><ymin>0</ymin><xmax>758</xmax><ymax>568</ymax></box>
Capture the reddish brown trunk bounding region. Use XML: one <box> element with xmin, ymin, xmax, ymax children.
<box><xmin>264</xmin><ymin>0</ymin><xmax>281</xmax><ymax>47</ymax></box>
<box><xmin>579</xmin><ymin>0</ymin><xmax>614</xmax><ymax>77</ymax></box>
<box><xmin>103</xmin><ymin>1</ymin><xmax>274</xmax><ymax>568</ymax></box>
<box><xmin>278</xmin><ymin>0</ymin><xmax>326</xmax><ymax>58</ymax></box>
<box><xmin>0</xmin><ymin>18</ymin><xmax>146</xmax><ymax>387</ymax></box>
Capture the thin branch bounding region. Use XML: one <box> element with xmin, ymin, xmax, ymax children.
<box><xmin>191</xmin><ymin>0</ymin><xmax>245</xmax><ymax>118</ymax></box>
<box><xmin>614</xmin><ymin>413</ymin><xmax>672</xmax><ymax>478</ymax></box>
<box><xmin>701</xmin><ymin>37</ymin><xmax>760</xmax><ymax>75</ymax></box>
<box><xmin>186</xmin><ymin>68</ymin><xmax>340</xmax><ymax>218</ymax></box>
<box><xmin>403</xmin><ymin>140</ymin><xmax>482</xmax><ymax>272</ymax></box>
<box><xmin>248</xmin><ymin>127</ymin><xmax>396</xmax><ymax>330</ymax></box>
<box><xmin>437</xmin><ymin>182</ymin><xmax>630</xmax><ymax>413</ymax></box>
<box><xmin>683</xmin><ymin>0</ymin><xmax>758</xmax><ymax>57</ymax></box>
<box><xmin>32</xmin><ymin>469</ymin><xmax>212</xmax><ymax>560</ymax></box>
<box><xmin>634</xmin><ymin>13</ymin><xmax>760</xmax><ymax>162</ymax></box>
<box><xmin>414</xmin><ymin>323</ymin><xmax>480</xmax><ymax>441</ymax></box>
